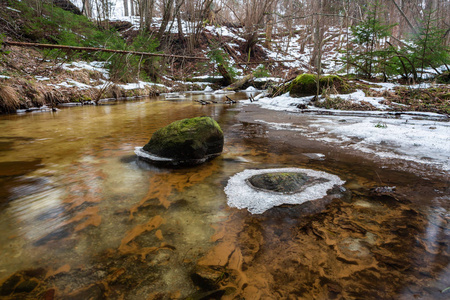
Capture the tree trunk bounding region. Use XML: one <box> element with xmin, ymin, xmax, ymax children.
<box><xmin>4</xmin><ymin>41</ymin><xmax>209</xmax><ymax>60</ymax></box>
<box><xmin>144</xmin><ymin>0</ymin><xmax>154</xmax><ymax>32</ymax></box>
<box><xmin>315</xmin><ymin>0</ymin><xmax>323</xmax><ymax>97</ymax></box>
<box><xmin>264</xmin><ymin>5</ymin><xmax>273</xmax><ymax>50</ymax></box>
<box><xmin>389</xmin><ymin>0</ymin><xmax>417</xmax><ymax>35</ymax></box>
<box><xmin>123</xmin><ymin>0</ymin><xmax>128</xmax><ymax>16</ymax></box>
<box><xmin>222</xmin><ymin>74</ymin><xmax>254</xmax><ymax>91</ymax></box>
<box><xmin>217</xmin><ymin>64</ymin><xmax>233</xmax><ymax>86</ymax></box>
<box><xmin>176</xmin><ymin>0</ymin><xmax>184</xmax><ymax>41</ymax></box>
<box><xmin>157</xmin><ymin>0</ymin><xmax>174</xmax><ymax>40</ymax></box>
<box><xmin>82</xmin><ymin>0</ymin><xmax>92</xmax><ymax>18</ymax></box>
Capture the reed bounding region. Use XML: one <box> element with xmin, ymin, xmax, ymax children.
<box><xmin>0</xmin><ymin>85</ymin><xmax>21</xmax><ymax>113</ymax></box>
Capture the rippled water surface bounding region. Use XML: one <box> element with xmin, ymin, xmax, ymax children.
<box><xmin>0</xmin><ymin>94</ymin><xmax>448</xmax><ymax>299</ymax></box>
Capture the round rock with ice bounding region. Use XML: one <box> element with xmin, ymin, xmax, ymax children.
<box><xmin>135</xmin><ymin>116</ymin><xmax>224</xmax><ymax>167</ymax></box>
<box><xmin>225</xmin><ymin>168</ymin><xmax>345</xmax><ymax>214</ymax></box>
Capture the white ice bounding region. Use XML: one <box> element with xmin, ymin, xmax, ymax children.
<box><xmin>225</xmin><ymin>168</ymin><xmax>345</xmax><ymax>214</ymax></box>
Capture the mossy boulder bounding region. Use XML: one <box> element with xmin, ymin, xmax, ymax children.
<box><xmin>290</xmin><ymin>74</ymin><xmax>351</xmax><ymax>97</ymax></box>
<box><xmin>140</xmin><ymin>117</ymin><xmax>224</xmax><ymax>165</ymax></box>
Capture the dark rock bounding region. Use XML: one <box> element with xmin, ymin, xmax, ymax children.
<box><xmin>191</xmin><ymin>265</ymin><xmax>226</xmax><ymax>290</ymax></box>
<box><xmin>247</xmin><ymin>172</ymin><xmax>309</xmax><ymax>194</ymax></box>
<box><xmin>247</xmin><ymin>172</ymin><xmax>330</xmax><ymax>195</ymax></box>
<box><xmin>139</xmin><ymin>117</ymin><xmax>224</xmax><ymax>166</ymax></box>
<box><xmin>14</xmin><ymin>279</ymin><xmax>39</xmax><ymax>293</ymax></box>
<box><xmin>0</xmin><ymin>274</ymin><xmax>21</xmax><ymax>296</ymax></box>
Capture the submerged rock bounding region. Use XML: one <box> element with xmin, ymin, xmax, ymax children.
<box><xmin>136</xmin><ymin>116</ymin><xmax>224</xmax><ymax>166</ymax></box>
<box><xmin>191</xmin><ymin>265</ymin><xmax>226</xmax><ymax>290</ymax></box>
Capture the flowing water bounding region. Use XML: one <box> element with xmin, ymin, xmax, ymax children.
<box><xmin>0</xmin><ymin>93</ymin><xmax>448</xmax><ymax>299</ymax></box>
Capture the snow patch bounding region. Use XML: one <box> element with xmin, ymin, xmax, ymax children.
<box><xmin>35</xmin><ymin>76</ymin><xmax>50</xmax><ymax>81</ymax></box>
<box><xmin>327</xmin><ymin>90</ymin><xmax>390</xmax><ymax>110</ymax></box>
<box><xmin>225</xmin><ymin>168</ymin><xmax>344</xmax><ymax>214</ymax></box>
<box><xmin>62</xmin><ymin>61</ymin><xmax>110</xmax><ymax>79</ymax></box>
<box><xmin>244</xmin><ymin>86</ymin><xmax>258</xmax><ymax>92</ymax></box>
<box><xmin>6</xmin><ymin>6</ymin><xmax>21</xmax><ymax>12</ymax></box>
<box><xmin>253</xmin><ymin>114</ymin><xmax>450</xmax><ymax>172</ymax></box>
<box><xmin>118</xmin><ymin>81</ymin><xmax>166</xmax><ymax>90</ymax></box>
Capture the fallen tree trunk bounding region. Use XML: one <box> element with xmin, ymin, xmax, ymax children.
<box><xmin>4</xmin><ymin>40</ymin><xmax>209</xmax><ymax>60</ymax></box>
<box><xmin>222</xmin><ymin>74</ymin><xmax>254</xmax><ymax>91</ymax></box>
<box><xmin>217</xmin><ymin>64</ymin><xmax>234</xmax><ymax>86</ymax></box>
<box><xmin>236</xmin><ymin>60</ymin><xmax>295</xmax><ymax>65</ymax></box>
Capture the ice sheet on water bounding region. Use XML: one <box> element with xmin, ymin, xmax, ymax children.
<box><xmin>134</xmin><ymin>147</ymin><xmax>173</xmax><ymax>162</ymax></box>
<box><xmin>224</xmin><ymin>168</ymin><xmax>345</xmax><ymax>214</ymax></box>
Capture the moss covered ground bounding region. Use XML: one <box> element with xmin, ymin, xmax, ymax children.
<box><xmin>289</xmin><ymin>74</ymin><xmax>353</xmax><ymax>97</ymax></box>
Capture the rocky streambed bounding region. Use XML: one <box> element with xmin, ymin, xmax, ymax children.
<box><xmin>0</xmin><ymin>96</ymin><xmax>448</xmax><ymax>299</ymax></box>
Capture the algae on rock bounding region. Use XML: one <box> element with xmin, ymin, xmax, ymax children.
<box><xmin>142</xmin><ymin>116</ymin><xmax>224</xmax><ymax>161</ymax></box>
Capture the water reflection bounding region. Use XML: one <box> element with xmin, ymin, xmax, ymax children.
<box><xmin>0</xmin><ymin>96</ymin><xmax>448</xmax><ymax>299</ymax></box>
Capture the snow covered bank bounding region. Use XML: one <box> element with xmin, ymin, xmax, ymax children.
<box><xmin>248</xmin><ymin>92</ymin><xmax>450</xmax><ymax>173</ymax></box>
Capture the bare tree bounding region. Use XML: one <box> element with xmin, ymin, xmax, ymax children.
<box><xmin>123</xmin><ymin>0</ymin><xmax>129</xmax><ymax>16</ymax></box>
<box><xmin>138</xmin><ymin>0</ymin><xmax>155</xmax><ymax>32</ymax></box>
<box><xmin>82</xmin><ymin>0</ymin><xmax>92</xmax><ymax>18</ymax></box>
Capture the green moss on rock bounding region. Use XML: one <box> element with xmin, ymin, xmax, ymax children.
<box><xmin>290</xmin><ymin>74</ymin><xmax>352</xmax><ymax>97</ymax></box>
<box><xmin>143</xmin><ymin>116</ymin><xmax>224</xmax><ymax>160</ymax></box>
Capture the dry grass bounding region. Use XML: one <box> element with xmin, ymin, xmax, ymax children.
<box><xmin>315</xmin><ymin>96</ymin><xmax>377</xmax><ymax>111</ymax></box>
<box><xmin>0</xmin><ymin>85</ymin><xmax>21</xmax><ymax>113</ymax></box>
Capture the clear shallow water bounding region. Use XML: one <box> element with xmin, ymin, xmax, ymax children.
<box><xmin>0</xmin><ymin>95</ymin><xmax>448</xmax><ymax>299</ymax></box>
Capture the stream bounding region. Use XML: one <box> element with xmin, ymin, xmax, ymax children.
<box><xmin>0</xmin><ymin>93</ymin><xmax>448</xmax><ymax>299</ymax></box>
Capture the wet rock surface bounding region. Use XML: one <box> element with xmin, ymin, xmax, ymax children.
<box><xmin>247</xmin><ymin>171</ymin><xmax>322</xmax><ymax>194</ymax></box>
<box><xmin>138</xmin><ymin>116</ymin><xmax>224</xmax><ymax>166</ymax></box>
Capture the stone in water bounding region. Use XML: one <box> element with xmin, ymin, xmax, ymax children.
<box><xmin>247</xmin><ymin>172</ymin><xmax>310</xmax><ymax>194</ymax></box>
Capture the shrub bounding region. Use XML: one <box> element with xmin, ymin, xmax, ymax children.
<box><xmin>253</xmin><ymin>64</ymin><xmax>270</xmax><ymax>78</ymax></box>
<box><xmin>107</xmin><ymin>31</ymin><xmax>161</xmax><ymax>82</ymax></box>
<box><xmin>207</xmin><ymin>44</ymin><xmax>237</xmax><ymax>82</ymax></box>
